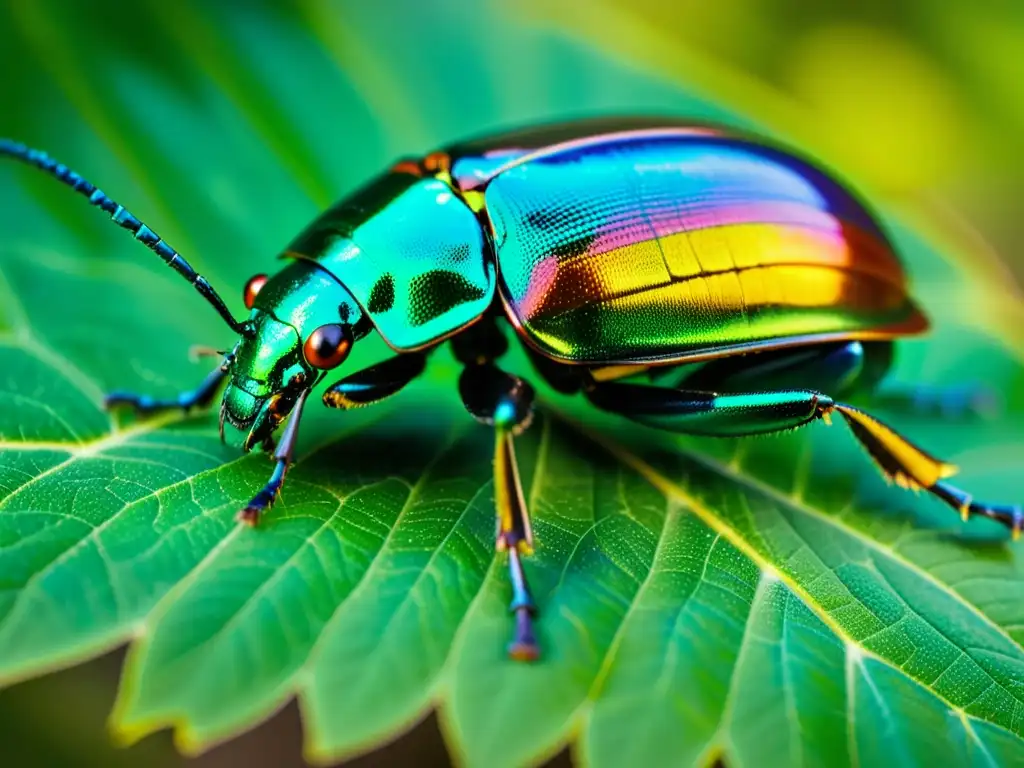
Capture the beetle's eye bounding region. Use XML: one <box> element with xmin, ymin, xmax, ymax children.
<box><xmin>243</xmin><ymin>274</ymin><xmax>268</xmax><ymax>309</ymax></box>
<box><xmin>303</xmin><ymin>323</ymin><xmax>353</xmax><ymax>370</ymax></box>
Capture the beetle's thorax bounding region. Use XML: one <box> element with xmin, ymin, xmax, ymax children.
<box><xmin>280</xmin><ymin>169</ymin><xmax>495</xmax><ymax>353</ymax></box>
<box><xmin>217</xmin><ymin>163</ymin><xmax>503</xmax><ymax>449</ymax></box>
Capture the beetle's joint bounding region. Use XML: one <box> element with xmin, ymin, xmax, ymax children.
<box><xmin>323</xmin><ymin>390</ymin><xmax>363</xmax><ymax>410</ymax></box>
<box><xmin>960</xmin><ymin>503</ymin><xmax>971</xmax><ymax>523</ymax></box>
<box><xmin>815</xmin><ymin>396</ymin><xmax>836</xmax><ymax>426</ymax></box>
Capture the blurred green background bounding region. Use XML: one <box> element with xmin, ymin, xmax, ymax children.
<box><xmin>522</xmin><ymin>0</ymin><xmax>1024</xmax><ymax>342</ymax></box>
<box><xmin>0</xmin><ymin>0</ymin><xmax>1021</xmax><ymax>765</ymax></box>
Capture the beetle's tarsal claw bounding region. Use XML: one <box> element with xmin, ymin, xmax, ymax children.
<box><xmin>237</xmin><ymin>458</ymin><xmax>288</xmax><ymax>527</ymax></box>
<box><xmin>508</xmin><ymin>606</ymin><xmax>540</xmax><ymax>662</ymax></box>
<box><xmin>236</xmin><ymin>506</ymin><xmax>262</xmax><ymax>526</ymax></box>
<box><xmin>506</xmin><ymin>546</ymin><xmax>539</xmax><ymax>662</ymax></box>
<box><xmin>820</xmin><ymin>404</ymin><xmax>834</xmax><ymax>426</ymax></box>
<box><xmin>932</xmin><ymin>481</ymin><xmax>1022</xmax><ymax>537</ymax></box>
<box><xmin>236</xmin><ymin>485</ymin><xmax>276</xmax><ymax>526</ymax></box>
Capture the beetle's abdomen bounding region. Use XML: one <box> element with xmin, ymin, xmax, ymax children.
<box><xmin>486</xmin><ymin>130</ymin><xmax>928</xmax><ymax>364</ymax></box>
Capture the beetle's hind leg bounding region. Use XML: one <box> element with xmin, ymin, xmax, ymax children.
<box><xmin>668</xmin><ymin>340</ymin><xmax>880</xmax><ymax>396</ymax></box>
<box><xmin>458</xmin><ymin>351</ymin><xmax>539</xmax><ymax>661</ymax></box>
<box><xmin>832</xmin><ymin>404</ymin><xmax>1023</xmax><ymax>536</ymax></box>
<box><xmin>492</xmin><ymin>422</ymin><xmax>538</xmax><ymax>660</ymax></box>
<box><xmin>586</xmin><ymin>380</ymin><xmax>1023</xmax><ymax>537</ymax></box>
<box><xmin>932</xmin><ymin>483</ymin><xmax>1022</xmax><ymax>534</ymax></box>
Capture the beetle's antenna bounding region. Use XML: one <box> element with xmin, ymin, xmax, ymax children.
<box><xmin>0</xmin><ymin>138</ymin><xmax>253</xmax><ymax>337</ymax></box>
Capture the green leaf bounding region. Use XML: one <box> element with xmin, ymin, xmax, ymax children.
<box><xmin>1</xmin><ymin>1</ymin><xmax>1023</xmax><ymax>767</ymax></box>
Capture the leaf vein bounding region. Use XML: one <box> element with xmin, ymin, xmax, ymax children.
<box><xmin>572</xmin><ymin>418</ymin><xmax>1024</xmax><ymax>740</ymax></box>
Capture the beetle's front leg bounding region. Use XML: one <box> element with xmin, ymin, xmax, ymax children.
<box><xmin>237</xmin><ymin>388</ymin><xmax>310</xmax><ymax>525</ymax></box>
<box><xmin>321</xmin><ymin>351</ymin><xmax>427</xmax><ymax>409</ymax></box>
<box><xmin>241</xmin><ymin>351</ymin><xmax>430</xmax><ymax>526</ymax></box>
<box><xmin>104</xmin><ymin>364</ymin><xmax>227</xmax><ymax>415</ymax></box>
<box><xmin>459</xmin><ymin>360</ymin><xmax>539</xmax><ymax>661</ymax></box>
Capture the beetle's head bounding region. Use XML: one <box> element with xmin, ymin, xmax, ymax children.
<box><xmin>218</xmin><ymin>273</ymin><xmax>355</xmax><ymax>452</ymax></box>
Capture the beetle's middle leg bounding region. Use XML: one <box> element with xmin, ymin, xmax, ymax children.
<box><xmin>585</xmin><ymin>379</ymin><xmax>1023</xmax><ymax>537</ymax></box>
<box><xmin>459</xmin><ymin>360</ymin><xmax>538</xmax><ymax>661</ymax></box>
<box><xmin>453</xmin><ymin>320</ymin><xmax>540</xmax><ymax>661</ymax></box>
<box><xmin>323</xmin><ymin>340</ymin><xmax>540</xmax><ymax>658</ymax></box>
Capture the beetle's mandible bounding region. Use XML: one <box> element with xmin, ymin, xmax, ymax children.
<box><xmin>3</xmin><ymin>118</ymin><xmax>1021</xmax><ymax>661</ymax></box>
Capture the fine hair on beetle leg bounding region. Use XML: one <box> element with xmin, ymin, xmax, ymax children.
<box><xmin>832</xmin><ymin>403</ymin><xmax>1024</xmax><ymax>537</ymax></box>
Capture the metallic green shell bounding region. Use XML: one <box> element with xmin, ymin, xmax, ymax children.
<box><xmin>283</xmin><ymin>171</ymin><xmax>493</xmax><ymax>351</ymax></box>
<box><xmin>254</xmin><ymin>258</ymin><xmax>365</xmax><ymax>341</ymax></box>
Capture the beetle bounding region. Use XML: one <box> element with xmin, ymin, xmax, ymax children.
<box><xmin>2</xmin><ymin>118</ymin><xmax>1021</xmax><ymax>661</ymax></box>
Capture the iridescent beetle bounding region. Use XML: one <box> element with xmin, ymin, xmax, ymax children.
<box><xmin>3</xmin><ymin>119</ymin><xmax>1021</xmax><ymax>660</ymax></box>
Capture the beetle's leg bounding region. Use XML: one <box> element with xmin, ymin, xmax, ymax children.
<box><xmin>670</xmin><ymin>341</ymin><xmax>881</xmax><ymax>397</ymax></box>
<box><xmin>238</xmin><ymin>343</ymin><xmax>412</xmax><ymax>526</ymax></box>
<box><xmin>321</xmin><ymin>351</ymin><xmax>427</xmax><ymax>409</ymax></box>
<box><xmin>104</xmin><ymin>365</ymin><xmax>228</xmax><ymax>415</ymax></box>
<box><xmin>670</xmin><ymin>339</ymin><xmax>995</xmax><ymax>421</ymax></box>
<box><xmin>831</xmin><ymin>404</ymin><xmax>1022</xmax><ymax>534</ymax></box>
<box><xmin>586</xmin><ymin>381</ymin><xmax>835</xmax><ymax>436</ymax></box>
<box><xmin>587</xmin><ymin>380</ymin><xmax>1023</xmax><ymax>537</ymax></box>
<box><xmin>581</xmin><ymin>341</ymin><xmax>888</xmax><ymax>399</ymax></box>
<box><xmin>237</xmin><ymin>388</ymin><xmax>310</xmax><ymax>525</ymax></box>
<box><xmin>459</xmin><ymin>360</ymin><xmax>539</xmax><ymax>661</ymax></box>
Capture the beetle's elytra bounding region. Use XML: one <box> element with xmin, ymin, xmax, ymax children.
<box><xmin>3</xmin><ymin>118</ymin><xmax>1021</xmax><ymax>661</ymax></box>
